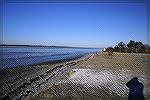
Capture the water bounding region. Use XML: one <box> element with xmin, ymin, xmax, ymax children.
<box><xmin>0</xmin><ymin>46</ymin><xmax>101</xmax><ymax>68</ymax></box>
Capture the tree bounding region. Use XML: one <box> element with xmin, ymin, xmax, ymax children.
<box><xmin>118</xmin><ymin>41</ymin><xmax>126</xmax><ymax>53</ymax></box>
<box><xmin>106</xmin><ymin>40</ymin><xmax>149</xmax><ymax>54</ymax></box>
<box><xmin>145</xmin><ymin>44</ymin><xmax>150</xmax><ymax>53</ymax></box>
<box><xmin>135</xmin><ymin>42</ymin><xmax>145</xmax><ymax>53</ymax></box>
<box><xmin>106</xmin><ymin>47</ymin><xmax>114</xmax><ymax>56</ymax></box>
<box><xmin>106</xmin><ymin>47</ymin><xmax>114</xmax><ymax>52</ymax></box>
<box><xmin>127</xmin><ymin>40</ymin><xmax>136</xmax><ymax>48</ymax></box>
<box><xmin>127</xmin><ymin>40</ymin><xmax>146</xmax><ymax>53</ymax></box>
<box><xmin>114</xmin><ymin>45</ymin><xmax>120</xmax><ymax>52</ymax></box>
<box><xmin>127</xmin><ymin>40</ymin><xmax>136</xmax><ymax>53</ymax></box>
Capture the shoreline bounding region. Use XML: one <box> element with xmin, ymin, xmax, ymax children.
<box><xmin>0</xmin><ymin>52</ymin><xmax>95</xmax><ymax>99</ymax></box>
<box><xmin>0</xmin><ymin>52</ymin><xmax>149</xmax><ymax>100</ymax></box>
<box><xmin>31</xmin><ymin>52</ymin><xmax>149</xmax><ymax>100</ymax></box>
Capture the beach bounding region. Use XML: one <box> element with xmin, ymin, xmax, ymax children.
<box><xmin>0</xmin><ymin>53</ymin><xmax>92</xmax><ymax>100</ymax></box>
<box><xmin>0</xmin><ymin>52</ymin><xmax>149</xmax><ymax>100</ymax></box>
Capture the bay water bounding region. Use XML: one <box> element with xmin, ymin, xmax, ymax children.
<box><xmin>0</xmin><ymin>46</ymin><xmax>102</xmax><ymax>68</ymax></box>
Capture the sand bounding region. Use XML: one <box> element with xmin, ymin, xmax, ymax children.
<box><xmin>0</xmin><ymin>54</ymin><xmax>91</xmax><ymax>100</ymax></box>
<box><xmin>30</xmin><ymin>52</ymin><xmax>149</xmax><ymax>100</ymax></box>
<box><xmin>0</xmin><ymin>52</ymin><xmax>149</xmax><ymax>100</ymax></box>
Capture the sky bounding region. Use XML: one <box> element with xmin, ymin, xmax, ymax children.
<box><xmin>2</xmin><ymin>2</ymin><xmax>147</xmax><ymax>48</ymax></box>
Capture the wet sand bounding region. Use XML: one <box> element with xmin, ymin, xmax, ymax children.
<box><xmin>30</xmin><ymin>52</ymin><xmax>149</xmax><ymax>100</ymax></box>
<box><xmin>0</xmin><ymin>54</ymin><xmax>92</xmax><ymax>100</ymax></box>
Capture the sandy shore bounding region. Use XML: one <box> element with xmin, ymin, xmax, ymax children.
<box><xmin>29</xmin><ymin>52</ymin><xmax>149</xmax><ymax>100</ymax></box>
<box><xmin>0</xmin><ymin>54</ymin><xmax>92</xmax><ymax>100</ymax></box>
<box><xmin>0</xmin><ymin>52</ymin><xmax>149</xmax><ymax>100</ymax></box>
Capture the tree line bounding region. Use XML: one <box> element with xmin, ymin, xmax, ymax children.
<box><xmin>106</xmin><ymin>40</ymin><xmax>150</xmax><ymax>54</ymax></box>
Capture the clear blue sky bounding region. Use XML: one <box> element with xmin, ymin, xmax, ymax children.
<box><xmin>3</xmin><ymin>2</ymin><xmax>147</xmax><ymax>48</ymax></box>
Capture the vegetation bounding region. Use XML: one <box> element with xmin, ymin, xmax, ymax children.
<box><xmin>106</xmin><ymin>40</ymin><xmax>150</xmax><ymax>54</ymax></box>
<box><xmin>106</xmin><ymin>47</ymin><xmax>114</xmax><ymax>56</ymax></box>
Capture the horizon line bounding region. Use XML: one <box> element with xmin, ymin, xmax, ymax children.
<box><xmin>1</xmin><ymin>44</ymin><xmax>103</xmax><ymax>49</ymax></box>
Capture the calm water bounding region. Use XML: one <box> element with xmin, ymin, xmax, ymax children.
<box><xmin>0</xmin><ymin>46</ymin><xmax>102</xmax><ymax>68</ymax></box>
